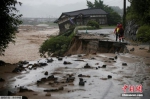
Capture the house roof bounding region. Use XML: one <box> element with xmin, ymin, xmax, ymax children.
<box><xmin>63</xmin><ymin>8</ymin><xmax>107</xmax><ymax>16</ymax></box>
<box><xmin>54</xmin><ymin>8</ymin><xmax>108</xmax><ymax>23</ymax></box>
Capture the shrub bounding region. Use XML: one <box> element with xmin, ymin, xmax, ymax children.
<box><xmin>39</xmin><ymin>28</ymin><xmax>75</xmax><ymax>56</ymax></box>
<box><xmin>87</xmin><ymin>20</ymin><xmax>100</xmax><ymax>29</ymax></box>
<box><xmin>137</xmin><ymin>25</ymin><xmax>150</xmax><ymax>51</ymax></box>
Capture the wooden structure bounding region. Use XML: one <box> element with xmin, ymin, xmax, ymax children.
<box><xmin>54</xmin><ymin>8</ymin><xmax>108</xmax><ymax>34</ymax></box>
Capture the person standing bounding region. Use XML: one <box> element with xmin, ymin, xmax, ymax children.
<box><xmin>114</xmin><ymin>24</ymin><xmax>120</xmax><ymax>41</ymax></box>
<box><xmin>118</xmin><ymin>24</ymin><xmax>124</xmax><ymax>42</ymax></box>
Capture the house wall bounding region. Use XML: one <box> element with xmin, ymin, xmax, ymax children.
<box><xmin>58</xmin><ymin>14</ymin><xmax>107</xmax><ymax>34</ymax></box>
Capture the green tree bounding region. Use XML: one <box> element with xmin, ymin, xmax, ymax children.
<box><xmin>127</xmin><ymin>0</ymin><xmax>150</xmax><ymax>25</ymax></box>
<box><xmin>87</xmin><ymin>20</ymin><xmax>100</xmax><ymax>29</ymax></box>
<box><xmin>86</xmin><ymin>0</ymin><xmax>121</xmax><ymax>25</ymax></box>
<box><xmin>137</xmin><ymin>25</ymin><xmax>150</xmax><ymax>51</ymax></box>
<box><xmin>0</xmin><ymin>0</ymin><xmax>22</xmax><ymax>55</ymax></box>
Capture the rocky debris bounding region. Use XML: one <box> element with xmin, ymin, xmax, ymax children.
<box><xmin>139</xmin><ymin>47</ymin><xmax>145</xmax><ymax>50</ymax></box>
<box><xmin>84</xmin><ymin>63</ymin><xmax>91</xmax><ymax>68</ymax></box>
<box><xmin>66</xmin><ymin>75</ymin><xmax>75</xmax><ymax>83</ymax></box>
<box><xmin>100</xmin><ymin>78</ymin><xmax>108</xmax><ymax>80</ymax></box>
<box><xmin>0</xmin><ymin>78</ymin><xmax>5</xmax><ymax>82</ymax></box>
<box><xmin>91</xmin><ymin>57</ymin><xmax>95</xmax><ymax>60</ymax></box>
<box><xmin>78</xmin><ymin>54</ymin><xmax>82</xmax><ymax>57</ymax></box>
<box><xmin>19</xmin><ymin>61</ymin><xmax>29</xmax><ymax>65</ymax></box>
<box><xmin>19</xmin><ymin>86</ymin><xmax>33</xmax><ymax>92</ymax></box>
<box><xmin>22</xmin><ymin>96</ymin><xmax>28</xmax><ymax>99</ymax></box>
<box><xmin>95</xmin><ymin>63</ymin><xmax>99</xmax><ymax>65</ymax></box>
<box><xmin>57</xmin><ymin>57</ymin><xmax>63</xmax><ymax>61</ymax></box>
<box><xmin>63</xmin><ymin>61</ymin><xmax>72</xmax><ymax>64</ymax></box>
<box><xmin>114</xmin><ymin>56</ymin><xmax>117</xmax><ymax>59</ymax></box>
<box><xmin>47</xmin><ymin>58</ymin><xmax>54</xmax><ymax>63</ymax></box>
<box><xmin>39</xmin><ymin>63</ymin><xmax>48</xmax><ymax>66</ymax></box>
<box><xmin>74</xmin><ymin>60</ymin><xmax>84</xmax><ymax>61</ymax></box>
<box><xmin>78</xmin><ymin>74</ymin><xmax>90</xmax><ymax>78</ymax></box>
<box><xmin>44</xmin><ymin>86</ymin><xmax>64</xmax><ymax>92</ymax></box>
<box><xmin>101</xmin><ymin>65</ymin><xmax>107</xmax><ymax>68</ymax></box>
<box><xmin>48</xmin><ymin>75</ymin><xmax>57</xmax><ymax>81</ymax></box>
<box><xmin>44</xmin><ymin>71</ymin><xmax>48</xmax><ymax>75</ymax></box>
<box><xmin>79</xmin><ymin>78</ymin><xmax>85</xmax><ymax>86</ymax></box>
<box><xmin>45</xmin><ymin>92</ymin><xmax>51</xmax><ymax>96</ymax></box>
<box><xmin>130</xmin><ymin>48</ymin><xmax>134</xmax><ymax>51</ymax></box>
<box><xmin>108</xmin><ymin>75</ymin><xmax>112</xmax><ymax>79</ymax></box>
<box><xmin>12</xmin><ymin>67</ymin><xmax>24</xmax><ymax>73</ymax></box>
<box><xmin>122</xmin><ymin>63</ymin><xmax>127</xmax><ymax>66</ymax></box>
<box><xmin>109</xmin><ymin>58</ymin><xmax>114</xmax><ymax>60</ymax></box>
<box><xmin>8</xmin><ymin>91</ymin><xmax>15</xmax><ymax>96</ymax></box>
<box><xmin>0</xmin><ymin>60</ymin><xmax>5</xmax><ymax>66</ymax></box>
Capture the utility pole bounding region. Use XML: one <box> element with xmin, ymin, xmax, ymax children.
<box><xmin>123</xmin><ymin>0</ymin><xmax>126</xmax><ymax>28</ymax></box>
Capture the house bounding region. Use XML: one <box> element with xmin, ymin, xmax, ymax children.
<box><xmin>54</xmin><ymin>8</ymin><xmax>108</xmax><ymax>33</ymax></box>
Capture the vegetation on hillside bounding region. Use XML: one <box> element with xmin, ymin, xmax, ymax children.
<box><xmin>87</xmin><ymin>0</ymin><xmax>121</xmax><ymax>25</ymax></box>
<box><xmin>0</xmin><ymin>0</ymin><xmax>22</xmax><ymax>55</ymax></box>
<box><xmin>39</xmin><ymin>27</ymin><xmax>75</xmax><ymax>57</ymax></box>
<box><xmin>126</xmin><ymin>0</ymin><xmax>150</xmax><ymax>51</ymax></box>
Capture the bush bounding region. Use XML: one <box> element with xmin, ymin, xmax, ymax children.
<box><xmin>87</xmin><ymin>20</ymin><xmax>100</xmax><ymax>29</ymax></box>
<box><xmin>137</xmin><ymin>25</ymin><xmax>150</xmax><ymax>51</ymax></box>
<box><xmin>39</xmin><ymin>28</ymin><xmax>75</xmax><ymax>56</ymax></box>
<box><xmin>137</xmin><ymin>25</ymin><xmax>150</xmax><ymax>42</ymax></box>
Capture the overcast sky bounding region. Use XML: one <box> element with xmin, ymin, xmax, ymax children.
<box><xmin>17</xmin><ymin>0</ymin><xmax>130</xmax><ymax>18</ymax></box>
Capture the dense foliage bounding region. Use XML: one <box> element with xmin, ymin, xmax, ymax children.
<box><xmin>0</xmin><ymin>0</ymin><xmax>22</xmax><ymax>55</ymax></box>
<box><xmin>39</xmin><ymin>28</ymin><xmax>75</xmax><ymax>56</ymax></box>
<box><xmin>87</xmin><ymin>20</ymin><xmax>100</xmax><ymax>29</ymax></box>
<box><xmin>87</xmin><ymin>0</ymin><xmax>121</xmax><ymax>25</ymax></box>
<box><xmin>127</xmin><ymin>0</ymin><xmax>150</xmax><ymax>49</ymax></box>
<box><xmin>127</xmin><ymin>0</ymin><xmax>150</xmax><ymax>25</ymax></box>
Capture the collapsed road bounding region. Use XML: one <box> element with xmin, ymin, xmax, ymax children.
<box><xmin>0</xmin><ymin>29</ymin><xmax>150</xmax><ymax>99</ymax></box>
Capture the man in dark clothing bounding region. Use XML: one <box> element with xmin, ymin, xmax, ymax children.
<box><xmin>118</xmin><ymin>24</ymin><xmax>124</xmax><ymax>42</ymax></box>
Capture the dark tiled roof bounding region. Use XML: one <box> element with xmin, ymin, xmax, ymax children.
<box><xmin>63</xmin><ymin>8</ymin><xmax>107</xmax><ymax>16</ymax></box>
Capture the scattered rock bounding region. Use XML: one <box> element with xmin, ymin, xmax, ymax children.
<box><xmin>44</xmin><ymin>89</ymin><xmax>58</xmax><ymax>92</ymax></box>
<box><xmin>8</xmin><ymin>91</ymin><xmax>15</xmax><ymax>96</ymax></box>
<box><xmin>78</xmin><ymin>74</ymin><xmax>90</xmax><ymax>78</ymax></box>
<box><xmin>63</xmin><ymin>61</ymin><xmax>72</xmax><ymax>64</ymax></box>
<box><xmin>114</xmin><ymin>56</ymin><xmax>117</xmax><ymax>59</ymax></box>
<box><xmin>130</xmin><ymin>48</ymin><xmax>134</xmax><ymax>51</ymax></box>
<box><xmin>102</xmin><ymin>65</ymin><xmax>106</xmax><ymax>68</ymax></box>
<box><xmin>78</xmin><ymin>54</ymin><xmax>82</xmax><ymax>57</ymax></box>
<box><xmin>66</xmin><ymin>77</ymin><xmax>75</xmax><ymax>83</ymax></box>
<box><xmin>39</xmin><ymin>63</ymin><xmax>47</xmax><ymax>66</ymax></box>
<box><xmin>74</xmin><ymin>60</ymin><xmax>84</xmax><ymax>61</ymax></box>
<box><xmin>47</xmin><ymin>58</ymin><xmax>54</xmax><ymax>63</ymax></box>
<box><xmin>122</xmin><ymin>63</ymin><xmax>127</xmax><ymax>66</ymax></box>
<box><xmin>19</xmin><ymin>61</ymin><xmax>29</xmax><ymax>65</ymax></box>
<box><xmin>58</xmin><ymin>86</ymin><xmax>64</xmax><ymax>90</ymax></box>
<box><xmin>19</xmin><ymin>86</ymin><xmax>33</xmax><ymax>92</ymax></box>
<box><xmin>91</xmin><ymin>57</ymin><xmax>95</xmax><ymax>60</ymax></box>
<box><xmin>45</xmin><ymin>92</ymin><xmax>51</xmax><ymax>96</ymax></box>
<box><xmin>0</xmin><ymin>78</ymin><xmax>5</xmax><ymax>82</ymax></box>
<box><xmin>100</xmin><ymin>78</ymin><xmax>108</xmax><ymax>80</ymax></box>
<box><xmin>22</xmin><ymin>96</ymin><xmax>28</xmax><ymax>99</ymax></box>
<box><xmin>95</xmin><ymin>63</ymin><xmax>99</xmax><ymax>65</ymax></box>
<box><xmin>0</xmin><ymin>60</ymin><xmax>5</xmax><ymax>66</ymax></box>
<box><xmin>44</xmin><ymin>71</ymin><xmax>48</xmax><ymax>75</ymax></box>
<box><xmin>108</xmin><ymin>75</ymin><xmax>112</xmax><ymax>79</ymax></box>
<box><xmin>96</xmin><ymin>67</ymin><xmax>98</xmax><ymax>70</ymax></box>
<box><xmin>57</xmin><ymin>57</ymin><xmax>63</xmax><ymax>61</ymax></box>
<box><xmin>79</xmin><ymin>78</ymin><xmax>85</xmax><ymax>86</ymax></box>
<box><xmin>109</xmin><ymin>58</ymin><xmax>114</xmax><ymax>60</ymax></box>
<box><xmin>84</xmin><ymin>63</ymin><xmax>91</xmax><ymax>68</ymax></box>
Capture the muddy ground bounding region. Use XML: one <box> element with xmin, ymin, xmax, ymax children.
<box><xmin>0</xmin><ymin>27</ymin><xmax>150</xmax><ymax>99</ymax></box>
